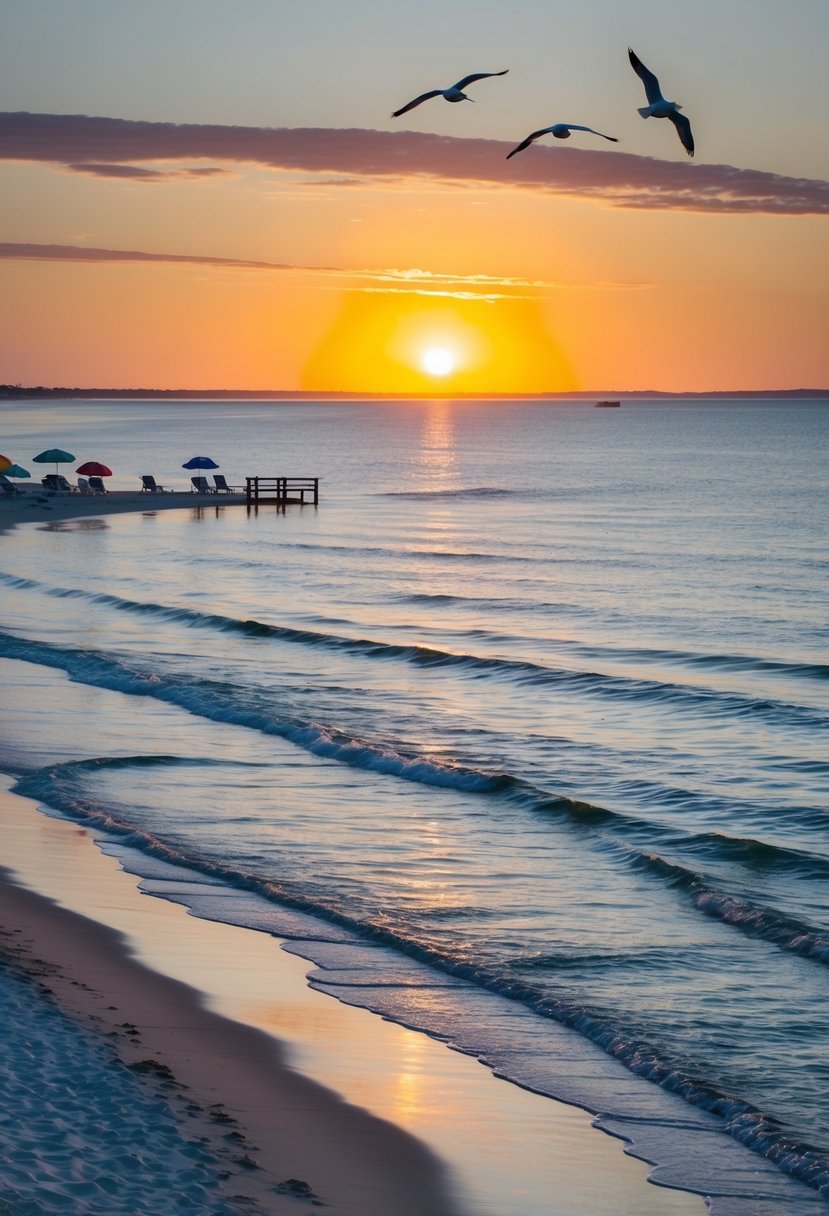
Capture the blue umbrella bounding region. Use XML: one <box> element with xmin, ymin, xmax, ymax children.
<box><xmin>3</xmin><ymin>464</ymin><xmax>30</xmax><ymax>478</ymax></box>
<box><xmin>34</xmin><ymin>448</ymin><xmax>76</xmax><ymax>474</ymax></box>
<box><xmin>182</xmin><ymin>456</ymin><xmax>219</xmax><ymax>470</ymax></box>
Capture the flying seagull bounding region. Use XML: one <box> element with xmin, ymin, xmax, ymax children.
<box><xmin>628</xmin><ymin>47</ymin><xmax>694</xmax><ymax>157</ymax></box>
<box><xmin>392</xmin><ymin>70</ymin><xmax>508</xmax><ymax>118</ymax></box>
<box><xmin>506</xmin><ymin>123</ymin><xmax>619</xmax><ymax>159</ymax></box>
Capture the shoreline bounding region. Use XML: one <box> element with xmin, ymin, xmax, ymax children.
<box><xmin>0</xmin><ymin>487</ymin><xmax>248</xmax><ymax>532</ymax></box>
<box><xmin>0</xmin><ymin>788</ymin><xmax>459</xmax><ymax>1216</ymax></box>
<box><xmin>0</xmin><ymin>781</ymin><xmax>705</xmax><ymax>1216</ymax></box>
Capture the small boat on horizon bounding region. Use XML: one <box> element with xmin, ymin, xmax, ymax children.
<box><xmin>594</xmin><ymin>400</ymin><xmax>621</xmax><ymax>407</ymax></box>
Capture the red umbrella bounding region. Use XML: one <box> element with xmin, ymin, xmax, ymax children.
<box><xmin>76</xmin><ymin>461</ymin><xmax>113</xmax><ymax>477</ymax></box>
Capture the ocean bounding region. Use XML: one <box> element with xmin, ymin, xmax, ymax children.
<box><xmin>1</xmin><ymin>395</ymin><xmax>827</xmax><ymax>1212</ymax></box>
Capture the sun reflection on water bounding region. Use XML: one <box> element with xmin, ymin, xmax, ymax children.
<box><xmin>413</xmin><ymin>400</ymin><xmax>458</xmax><ymax>492</ymax></box>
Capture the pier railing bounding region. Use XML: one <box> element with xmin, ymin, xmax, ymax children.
<box><xmin>245</xmin><ymin>477</ymin><xmax>319</xmax><ymax>506</ymax></box>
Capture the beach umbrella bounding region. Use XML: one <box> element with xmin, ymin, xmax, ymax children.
<box><xmin>182</xmin><ymin>456</ymin><xmax>219</xmax><ymax>470</ymax></box>
<box><xmin>3</xmin><ymin>464</ymin><xmax>30</xmax><ymax>478</ymax></box>
<box><xmin>76</xmin><ymin>461</ymin><xmax>113</xmax><ymax>477</ymax></box>
<box><xmin>0</xmin><ymin>455</ymin><xmax>13</xmax><ymax>472</ymax></box>
<box><xmin>33</xmin><ymin>448</ymin><xmax>76</xmax><ymax>475</ymax></box>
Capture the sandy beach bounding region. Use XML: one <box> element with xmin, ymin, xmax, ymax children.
<box><xmin>0</xmin><ymin>484</ymin><xmax>249</xmax><ymax>530</ymax></box>
<box><xmin>0</xmin><ymin>790</ymin><xmax>463</xmax><ymax>1215</ymax></box>
<box><xmin>0</xmin><ymin>779</ymin><xmax>707</xmax><ymax>1216</ymax></box>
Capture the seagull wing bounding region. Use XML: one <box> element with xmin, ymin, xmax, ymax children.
<box><xmin>392</xmin><ymin>90</ymin><xmax>443</xmax><ymax>117</ymax></box>
<box><xmin>669</xmin><ymin>111</ymin><xmax>695</xmax><ymax>156</ymax></box>
<box><xmin>453</xmin><ymin>69</ymin><xmax>509</xmax><ymax>90</ymax></box>
<box><xmin>561</xmin><ymin>124</ymin><xmax>619</xmax><ymax>142</ymax></box>
<box><xmin>627</xmin><ymin>48</ymin><xmax>663</xmax><ymax>104</ymax></box>
<box><xmin>505</xmin><ymin>127</ymin><xmax>551</xmax><ymax>159</ymax></box>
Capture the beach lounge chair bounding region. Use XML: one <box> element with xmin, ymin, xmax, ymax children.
<box><xmin>41</xmin><ymin>474</ymin><xmax>76</xmax><ymax>493</ymax></box>
<box><xmin>0</xmin><ymin>475</ymin><xmax>22</xmax><ymax>496</ymax></box>
<box><xmin>213</xmin><ymin>474</ymin><xmax>242</xmax><ymax>493</ymax></box>
<box><xmin>190</xmin><ymin>475</ymin><xmax>214</xmax><ymax>493</ymax></box>
<box><xmin>141</xmin><ymin>475</ymin><xmax>170</xmax><ymax>493</ymax></box>
<box><xmin>87</xmin><ymin>476</ymin><xmax>108</xmax><ymax>494</ymax></box>
<box><xmin>77</xmin><ymin>477</ymin><xmax>93</xmax><ymax>494</ymax></box>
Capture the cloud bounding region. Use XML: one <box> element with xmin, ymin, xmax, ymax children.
<box><xmin>66</xmin><ymin>162</ymin><xmax>229</xmax><ymax>180</ymax></box>
<box><xmin>355</xmin><ymin>266</ymin><xmax>647</xmax><ymax>299</ymax></box>
<box><xmin>372</xmin><ymin>268</ymin><xmax>546</xmax><ymax>287</ymax></box>
<box><xmin>1</xmin><ymin>111</ymin><xmax>828</xmax><ymax>215</ymax></box>
<box><xmin>1</xmin><ymin>242</ymin><xmax>638</xmax><ymax>297</ymax></box>
<box><xmin>0</xmin><ymin>242</ymin><xmax>314</xmax><ymax>271</ymax></box>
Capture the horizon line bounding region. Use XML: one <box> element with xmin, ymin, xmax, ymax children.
<box><xmin>3</xmin><ymin>386</ymin><xmax>828</xmax><ymax>401</ymax></box>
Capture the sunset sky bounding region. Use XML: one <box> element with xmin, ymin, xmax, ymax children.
<box><xmin>1</xmin><ymin>0</ymin><xmax>828</xmax><ymax>394</ymax></box>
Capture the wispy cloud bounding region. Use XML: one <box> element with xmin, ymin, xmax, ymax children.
<box><xmin>0</xmin><ymin>242</ymin><xmax>638</xmax><ymax>297</ymax></box>
<box><xmin>371</xmin><ymin>268</ymin><xmax>549</xmax><ymax>288</ymax></box>
<box><xmin>2</xmin><ymin>112</ymin><xmax>828</xmax><ymax>215</ymax></box>
<box><xmin>0</xmin><ymin>242</ymin><xmax>324</xmax><ymax>272</ymax></box>
<box><xmin>66</xmin><ymin>162</ymin><xmax>230</xmax><ymax>180</ymax></box>
<box><xmin>355</xmin><ymin>267</ymin><xmax>646</xmax><ymax>300</ymax></box>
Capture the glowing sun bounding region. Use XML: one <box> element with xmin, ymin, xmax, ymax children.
<box><xmin>421</xmin><ymin>346</ymin><xmax>455</xmax><ymax>377</ymax></box>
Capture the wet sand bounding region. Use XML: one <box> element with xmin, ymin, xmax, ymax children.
<box><xmin>0</xmin><ymin>779</ymin><xmax>706</xmax><ymax>1216</ymax></box>
<box><xmin>0</xmin><ymin>800</ymin><xmax>460</xmax><ymax>1215</ymax></box>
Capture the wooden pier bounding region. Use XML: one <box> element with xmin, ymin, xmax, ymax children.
<box><xmin>245</xmin><ymin>476</ymin><xmax>319</xmax><ymax>507</ymax></box>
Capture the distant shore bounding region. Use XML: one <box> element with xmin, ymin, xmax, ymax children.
<box><xmin>3</xmin><ymin>386</ymin><xmax>828</xmax><ymax>401</ymax></box>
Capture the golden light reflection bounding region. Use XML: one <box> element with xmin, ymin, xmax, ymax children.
<box><xmin>414</xmin><ymin>400</ymin><xmax>457</xmax><ymax>488</ymax></box>
<box><xmin>300</xmin><ymin>290</ymin><xmax>576</xmax><ymax>394</ymax></box>
<box><xmin>391</xmin><ymin>1029</ymin><xmax>429</xmax><ymax>1125</ymax></box>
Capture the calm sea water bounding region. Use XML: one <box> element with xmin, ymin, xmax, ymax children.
<box><xmin>1</xmin><ymin>396</ymin><xmax>828</xmax><ymax>1212</ymax></box>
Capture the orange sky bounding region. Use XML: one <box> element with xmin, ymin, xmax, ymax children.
<box><xmin>1</xmin><ymin>3</ymin><xmax>828</xmax><ymax>393</ymax></box>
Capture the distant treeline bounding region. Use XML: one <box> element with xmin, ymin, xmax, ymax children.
<box><xmin>2</xmin><ymin>385</ymin><xmax>827</xmax><ymax>401</ymax></box>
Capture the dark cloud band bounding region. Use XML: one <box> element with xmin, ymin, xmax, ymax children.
<box><xmin>2</xmin><ymin>111</ymin><xmax>828</xmax><ymax>214</ymax></box>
